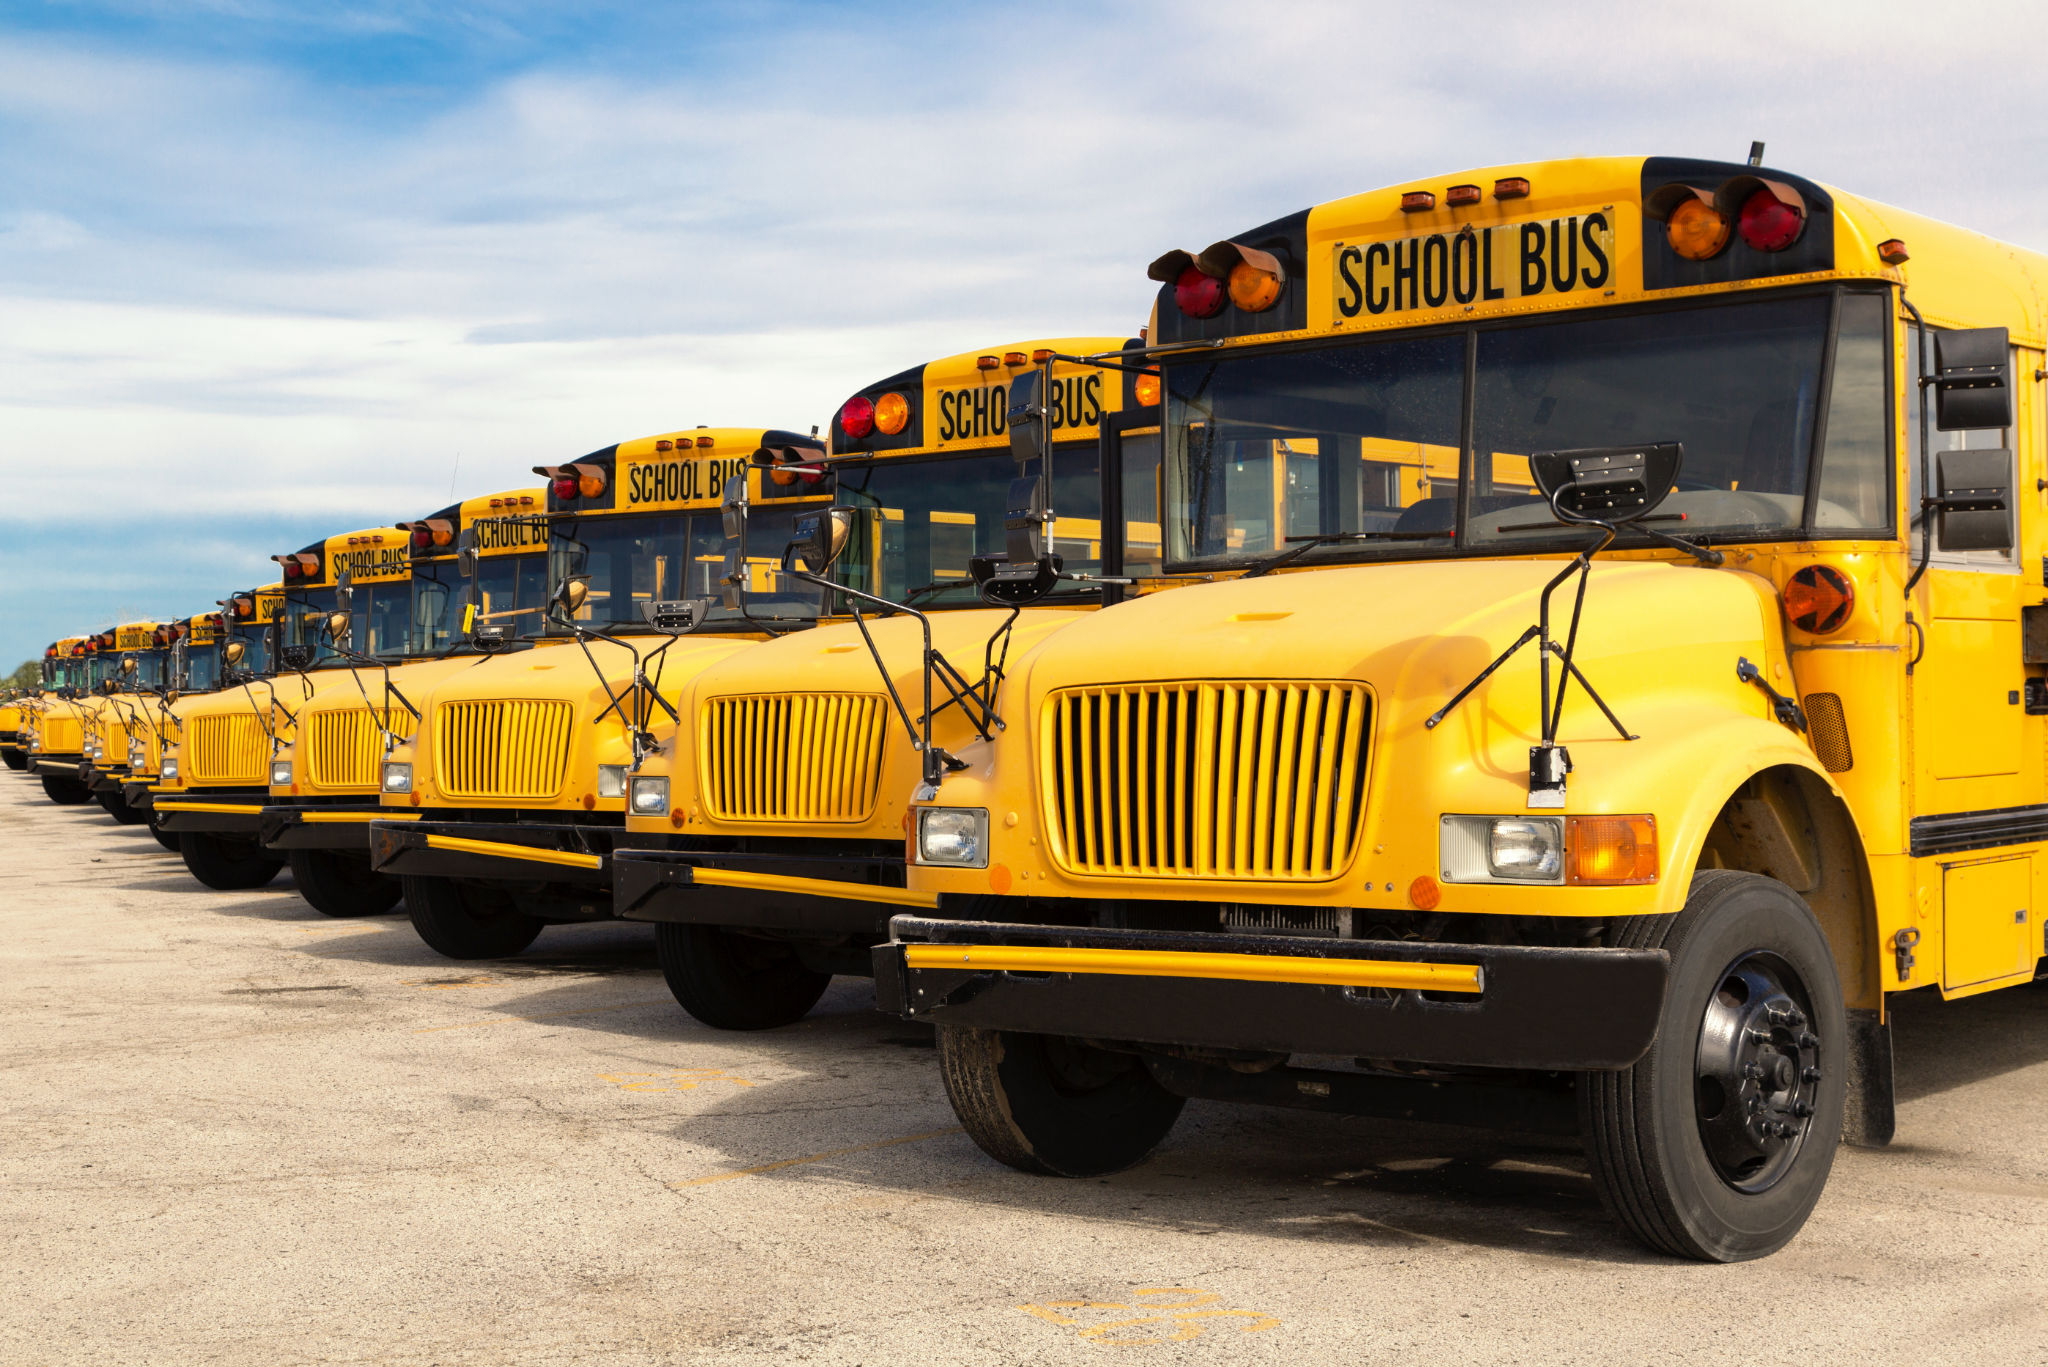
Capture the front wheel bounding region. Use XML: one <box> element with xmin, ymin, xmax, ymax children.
<box><xmin>289</xmin><ymin>848</ymin><xmax>401</xmax><ymax>918</ymax></box>
<box><xmin>179</xmin><ymin>832</ymin><xmax>285</xmax><ymax>890</ymax></box>
<box><xmin>97</xmin><ymin>789</ymin><xmax>146</xmax><ymax>825</ymax></box>
<box><xmin>938</xmin><ymin>1027</ymin><xmax>1185</xmax><ymax>1177</ymax></box>
<box><xmin>655</xmin><ymin>922</ymin><xmax>831</xmax><ymax>1030</ymax></box>
<box><xmin>402</xmin><ymin>876</ymin><xmax>544</xmax><ymax>959</ymax></box>
<box><xmin>41</xmin><ymin>774</ymin><xmax>91</xmax><ymax>805</ymax></box>
<box><xmin>1581</xmin><ymin>869</ymin><xmax>1847</xmax><ymax>1262</ymax></box>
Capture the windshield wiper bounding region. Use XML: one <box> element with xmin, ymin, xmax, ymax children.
<box><xmin>1243</xmin><ymin>529</ymin><xmax>1450</xmax><ymax>580</ymax></box>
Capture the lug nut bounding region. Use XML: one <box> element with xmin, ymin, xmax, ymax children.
<box><xmin>1802</xmin><ymin>1066</ymin><xmax>1822</xmax><ymax>1083</ymax></box>
<box><xmin>1793</xmin><ymin>1101</ymin><xmax>1815</xmax><ymax>1118</ymax></box>
<box><xmin>1798</xmin><ymin>1032</ymin><xmax>1819</xmax><ymax>1049</ymax></box>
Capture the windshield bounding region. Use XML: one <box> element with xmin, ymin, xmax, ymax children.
<box><xmin>126</xmin><ymin>651</ymin><xmax>168</xmax><ymax>689</ymax></box>
<box><xmin>548</xmin><ymin>508</ymin><xmax>822</xmax><ymax>633</ymax></box>
<box><xmin>1166</xmin><ymin>291</ymin><xmax>1882</xmax><ymax>568</ymax></box>
<box><xmin>826</xmin><ymin>438</ymin><xmax>1163</xmax><ymax>610</ymax></box>
<box><xmin>280</xmin><ymin>587</ymin><xmax>342</xmax><ymax>665</ymax></box>
<box><xmin>351</xmin><ymin>578</ymin><xmax>412</xmax><ymax>660</ymax></box>
<box><xmin>182</xmin><ymin>643</ymin><xmax>223</xmax><ymax>691</ymax></box>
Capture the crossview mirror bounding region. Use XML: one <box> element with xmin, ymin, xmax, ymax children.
<box><xmin>119</xmin><ymin>656</ymin><xmax>137</xmax><ymax>675</ymax></box>
<box><xmin>1530</xmin><ymin>443</ymin><xmax>1683</xmax><ymax>523</ymax></box>
<box><xmin>1933</xmin><ymin>327</ymin><xmax>2012</xmax><ymax>431</ymax></box>
<box><xmin>553</xmin><ymin>576</ymin><xmax>589</xmax><ymax>618</ymax></box>
<box><xmin>787</xmin><ymin>508</ymin><xmax>854</xmax><ymax>576</ymax></box>
<box><xmin>326</xmin><ymin>611</ymin><xmax>352</xmax><ymax>645</ymax></box>
<box><xmin>223</xmin><ymin>640</ymin><xmax>248</xmax><ymax>666</ymax></box>
<box><xmin>719</xmin><ymin>468</ymin><xmax>749</xmax><ymax>609</ymax></box>
<box><xmin>1934</xmin><ymin>448</ymin><xmax>2013</xmax><ymax>552</ymax></box>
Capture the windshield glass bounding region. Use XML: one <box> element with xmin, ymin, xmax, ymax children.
<box><xmin>548</xmin><ymin>508</ymin><xmax>822</xmax><ymax>633</ymax></box>
<box><xmin>126</xmin><ymin>651</ymin><xmax>168</xmax><ymax>689</ymax></box>
<box><xmin>826</xmin><ymin>439</ymin><xmax>1162</xmax><ymax>610</ymax></box>
<box><xmin>1166</xmin><ymin>292</ymin><xmax>1859</xmax><ymax>568</ymax></box>
<box><xmin>474</xmin><ymin>547</ymin><xmax>551</xmax><ymax>639</ymax></box>
<box><xmin>350</xmin><ymin>578</ymin><xmax>412</xmax><ymax>660</ymax></box>
<box><xmin>280</xmin><ymin>587</ymin><xmax>342</xmax><ymax>665</ymax></box>
<box><xmin>182</xmin><ymin>643</ymin><xmax>223</xmax><ymax>691</ymax></box>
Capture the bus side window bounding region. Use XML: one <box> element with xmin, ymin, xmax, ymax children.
<box><xmin>1812</xmin><ymin>294</ymin><xmax>1890</xmax><ymax>532</ymax></box>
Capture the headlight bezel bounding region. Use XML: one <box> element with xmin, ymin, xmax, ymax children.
<box><xmin>596</xmin><ymin>765</ymin><xmax>629</xmax><ymax>800</ymax></box>
<box><xmin>160</xmin><ymin>756</ymin><xmax>177</xmax><ymax>781</ymax></box>
<box><xmin>1439</xmin><ymin>814</ymin><xmax>1565</xmax><ymax>885</ymax></box>
<box><xmin>381</xmin><ymin>761</ymin><xmax>412</xmax><ymax>794</ymax></box>
<box><xmin>628</xmin><ymin>775</ymin><xmax>669</xmax><ymax>816</ymax></box>
<box><xmin>915</xmin><ymin>807</ymin><xmax>989</xmax><ymax>868</ymax></box>
<box><xmin>269</xmin><ymin>759</ymin><xmax>294</xmax><ymax>788</ymax></box>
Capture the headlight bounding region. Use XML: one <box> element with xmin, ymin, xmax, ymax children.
<box><xmin>629</xmin><ymin>775</ymin><xmax>669</xmax><ymax>815</ymax></box>
<box><xmin>382</xmin><ymin>761</ymin><xmax>412</xmax><ymax>793</ymax></box>
<box><xmin>161</xmin><ymin>756</ymin><xmax>177</xmax><ymax>781</ymax></box>
<box><xmin>129</xmin><ymin>742</ymin><xmax>145</xmax><ymax>767</ymax></box>
<box><xmin>1440</xmin><ymin>815</ymin><xmax>1564</xmax><ymax>884</ymax></box>
<box><xmin>916</xmin><ymin>807</ymin><xmax>988</xmax><ymax>868</ymax></box>
<box><xmin>596</xmin><ymin>764</ymin><xmax>629</xmax><ymax>800</ymax></box>
<box><xmin>270</xmin><ymin>759</ymin><xmax>294</xmax><ymax>787</ymax></box>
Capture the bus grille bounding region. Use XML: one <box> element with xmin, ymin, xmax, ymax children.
<box><xmin>190</xmin><ymin>714</ymin><xmax>268</xmax><ymax>784</ymax></box>
<box><xmin>307</xmin><ymin>709</ymin><xmax>383</xmax><ymax>789</ymax></box>
<box><xmin>1042</xmin><ymin>680</ymin><xmax>1372</xmax><ymax>880</ymax></box>
<box><xmin>700</xmin><ymin>693</ymin><xmax>887</xmax><ymax>823</ymax></box>
<box><xmin>42</xmin><ymin>716</ymin><xmax>82</xmax><ymax>754</ymax></box>
<box><xmin>433</xmin><ymin>700</ymin><xmax>573</xmax><ymax>800</ymax></box>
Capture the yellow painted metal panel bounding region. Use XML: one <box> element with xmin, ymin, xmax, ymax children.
<box><xmin>1943</xmin><ymin>856</ymin><xmax>2033</xmax><ymax>990</ymax></box>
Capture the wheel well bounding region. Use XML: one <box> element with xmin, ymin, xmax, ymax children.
<box><xmin>1696</xmin><ymin>765</ymin><xmax>1880</xmax><ymax>1011</ymax></box>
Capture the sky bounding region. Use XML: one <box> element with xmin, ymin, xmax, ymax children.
<box><xmin>3</xmin><ymin>0</ymin><xmax>2046</xmax><ymax>668</ymax></box>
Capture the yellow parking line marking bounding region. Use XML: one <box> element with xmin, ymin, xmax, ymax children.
<box><xmin>667</xmin><ymin>1127</ymin><xmax>964</xmax><ymax>1188</ymax></box>
<box><xmin>412</xmin><ymin>998</ymin><xmax>673</xmax><ymax>1033</ymax></box>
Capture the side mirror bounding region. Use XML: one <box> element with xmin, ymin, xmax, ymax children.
<box><xmin>1006</xmin><ymin>368</ymin><xmax>1049</xmax><ymax>466</ymax></box>
<box><xmin>1530</xmin><ymin>443</ymin><xmax>1683</xmax><ymax>522</ymax></box>
<box><xmin>1935</xmin><ymin>448</ymin><xmax>2013</xmax><ymax>552</ymax></box>
<box><xmin>1933</xmin><ymin>328</ymin><xmax>2012</xmax><ymax>432</ymax></box>
<box><xmin>786</xmin><ymin>508</ymin><xmax>854</xmax><ymax>576</ymax></box>
<box><xmin>456</xmin><ymin>527</ymin><xmax>479</xmax><ymax>579</ymax></box>
<box><xmin>335</xmin><ymin>571</ymin><xmax>353</xmax><ymax>610</ymax></box>
<box><xmin>719</xmin><ymin>469</ymin><xmax>749</xmax><ymax>609</ymax></box>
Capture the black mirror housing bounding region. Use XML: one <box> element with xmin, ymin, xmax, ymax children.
<box><xmin>1933</xmin><ymin>327</ymin><xmax>2012</xmax><ymax>431</ymax></box>
<box><xmin>1006</xmin><ymin>369</ymin><xmax>1048</xmax><ymax>466</ymax></box>
<box><xmin>719</xmin><ymin>471</ymin><xmax>749</xmax><ymax>609</ymax></box>
<box><xmin>1935</xmin><ymin>448</ymin><xmax>2013</xmax><ymax>552</ymax></box>
<box><xmin>1530</xmin><ymin>444</ymin><xmax>1683</xmax><ymax>522</ymax></box>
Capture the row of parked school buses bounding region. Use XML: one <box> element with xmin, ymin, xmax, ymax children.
<box><xmin>10</xmin><ymin>152</ymin><xmax>2048</xmax><ymax>1263</ymax></box>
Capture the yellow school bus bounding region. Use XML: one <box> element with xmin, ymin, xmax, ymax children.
<box><xmin>365</xmin><ymin>426</ymin><xmax>828</xmax><ymax>958</ymax></box>
<box><xmin>79</xmin><ymin>619</ymin><xmax>174</xmax><ymax>824</ymax></box>
<box><xmin>256</xmin><ymin>489</ymin><xmax>550</xmax><ymax>916</ymax></box>
<box><xmin>26</xmin><ymin>635</ymin><xmax>100</xmax><ymax>804</ymax></box>
<box><xmin>152</xmin><ymin>583</ymin><xmax>286</xmax><ymax>886</ymax></box>
<box><xmin>870</xmin><ymin>154</ymin><xmax>2048</xmax><ymax>1262</ymax></box>
<box><xmin>603</xmin><ymin>339</ymin><xmax>1162</xmax><ymax>1026</ymax></box>
<box><xmin>118</xmin><ymin>612</ymin><xmax>229</xmax><ymax>851</ymax></box>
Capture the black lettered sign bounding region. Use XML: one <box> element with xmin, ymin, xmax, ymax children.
<box><xmin>1333</xmin><ymin>212</ymin><xmax>1616</xmax><ymax>320</ymax></box>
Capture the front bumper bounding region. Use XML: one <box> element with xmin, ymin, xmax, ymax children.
<box><xmin>369</xmin><ymin>819</ymin><xmax>620</xmax><ymax>887</ymax></box>
<box><xmin>613</xmin><ymin>848</ymin><xmax>936</xmax><ymax>935</ymax></box>
<box><xmin>261</xmin><ymin>802</ymin><xmax>417</xmax><ymax>852</ymax></box>
<box><xmin>153</xmin><ymin>790</ymin><xmax>268</xmax><ymax>835</ymax></box>
<box><xmin>89</xmin><ymin>767</ymin><xmax>130</xmax><ymax>795</ymax></box>
<box><xmin>874</xmin><ymin>916</ymin><xmax>1669</xmax><ymax>1072</ymax></box>
<box><xmin>121</xmin><ymin>782</ymin><xmax>157</xmax><ymax>812</ymax></box>
<box><xmin>31</xmin><ymin>755</ymin><xmax>85</xmax><ymax>779</ymax></box>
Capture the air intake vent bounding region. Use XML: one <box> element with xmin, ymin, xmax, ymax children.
<box><xmin>433</xmin><ymin>700</ymin><xmax>573</xmax><ymax>800</ymax></box>
<box><xmin>1804</xmin><ymin>692</ymin><xmax>1853</xmax><ymax>772</ymax></box>
<box><xmin>700</xmin><ymin>693</ymin><xmax>888</xmax><ymax>823</ymax></box>
<box><xmin>190</xmin><ymin>714</ymin><xmax>267</xmax><ymax>784</ymax></box>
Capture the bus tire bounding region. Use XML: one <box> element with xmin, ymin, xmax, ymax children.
<box><xmin>1581</xmin><ymin>869</ymin><xmax>1847</xmax><ymax>1262</ymax></box>
<box><xmin>937</xmin><ymin>1026</ymin><xmax>1184</xmax><ymax>1177</ymax></box>
<box><xmin>403</xmin><ymin>876</ymin><xmax>543</xmax><ymax>959</ymax></box>
<box><xmin>655</xmin><ymin>922</ymin><xmax>831</xmax><ymax>1030</ymax></box>
<box><xmin>41</xmin><ymin>774</ymin><xmax>92</xmax><ymax>804</ymax></box>
<box><xmin>178</xmin><ymin>832</ymin><xmax>284</xmax><ymax>890</ymax></box>
<box><xmin>97</xmin><ymin>789</ymin><xmax>147</xmax><ymax>824</ymax></box>
<box><xmin>288</xmin><ymin>848</ymin><xmax>401</xmax><ymax>918</ymax></box>
<box><xmin>147</xmin><ymin>808</ymin><xmax>180</xmax><ymax>852</ymax></box>
<box><xmin>2</xmin><ymin>748</ymin><xmax>25</xmax><ymax>771</ymax></box>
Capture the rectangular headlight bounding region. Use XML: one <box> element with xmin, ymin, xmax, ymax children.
<box><xmin>916</xmin><ymin>807</ymin><xmax>988</xmax><ymax>868</ymax></box>
<box><xmin>629</xmin><ymin>775</ymin><xmax>669</xmax><ymax>815</ymax></box>
<box><xmin>382</xmin><ymin>761</ymin><xmax>412</xmax><ymax>793</ymax></box>
<box><xmin>129</xmin><ymin>743</ymin><xmax>145</xmax><ymax>767</ymax></box>
<box><xmin>270</xmin><ymin>760</ymin><xmax>294</xmax><ymax>787</ymax></box>
<box><xmin>596</xmin><ymin>764</ymin><xmax>629</xmax><ymax>800</ymax></box>
<box><xmin>160</xmin><ymin>756</ymin><xmax>176</xmax><ymax>781</ymax></box>
<box><xmin>1440</xmin><ymin>815</ymin><xmax>1564</xmax><ymax>884</ymax></box>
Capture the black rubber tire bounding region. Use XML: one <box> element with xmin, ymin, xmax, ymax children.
<box><xmin>403</xmin><ymin>875</ymin><xmax>544</xmax><ymax>959</ymax></box>
<box><xmin>655</xmin><ymin>922</ymin><xmax>831</xmax><ymax>1030</ymax></box>
<box><xmin>937</xmin><ymin>1026</ymin><xmax>1185</xmax><ymax>1177</ymax></box>
<box><xmin>178</xmin><ymin>832</ymin><xmax>285</xmax><ymax>890</ymax></box>
<box><xmin>97</xmin><ymin>789</ymin><xmax>147</xmax><ymax>824</ymax></box>
<box><xmin>1</xmin><ymin>748</ymin><xmax>25</xmax><ymax>771</ymax></box>
<box><xmin>147</xmin><ymin>808</ymin><xmax>180</xmax><ymax>852</ymax></box>
<box><xmin>288</xmin><ymin>847</ymin><xmax>401</xmax><ymax>918</ymax></box>
<box><xmin>41</xmin><ymin>774</ymin><xmax>91</xmax><ymax>805</ymax></box>
<box><xmin>1581</xmin><ymin>869</ymin><xmax>1847</xmax><ymax>1262</ymax></box>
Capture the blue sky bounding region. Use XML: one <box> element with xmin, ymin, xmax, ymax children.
<box><xmin>4</xmin><ymin>0</ymin><xmax>2046</xmax><ymax>668</ymax></box>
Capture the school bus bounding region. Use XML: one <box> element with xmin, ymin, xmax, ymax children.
<box><xmin>365</xmin><ymin>426</ymin><xmax>828</xmax><ymax>958</ymax></box>
<box><xmin>79</xmin><ymin>619</ymin><xmax>174</xmax><ymax>825</ymax></box>
<box><xmin>151</xmin><ymin>583</ymin><xmax>286</xmax><ymax>887</ymax></box>
<box><xmin>255</xmin><ymin>490</ymin><xmax>551</xmax><ymax>917</ymax></box>
<box><xmin>0</xmin><ymin>685</ymin><xmax>27</xmax><ymax>771</ymax></box>
<box><xmin>119</xmin><ymin>612</ymin><xmax>228</xmax><ymax>851</ymax></box>
<box><xmin>26</xmin><ymin>635</ymin><xmax>100</xmax><ymax>804</ymax></box>
<box><xmin>863</xmin><ymin>154</ymin><xmax>2048</xmax><ymax>1262</ymax></box>
<box><xmin>603</xmin><ymin>340</ymin><xmax>1161</xmax><ymax>1027</ymax></box>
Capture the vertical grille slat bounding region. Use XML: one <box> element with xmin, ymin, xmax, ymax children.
<box><xmin>1043</xmin><ymin>680</ymin><xmax>1371</xmax><ymax>882</ymax></box>
<box><xmin>699</xmin><ymin>692</ymin><xmax>888</xmax><ymax>823</ymax></box>
<box><xmin>432</xmin><ymin>700</ymin><xmax>571</xmax><ymax>800</ymax></box>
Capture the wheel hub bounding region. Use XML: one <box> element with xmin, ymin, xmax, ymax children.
<box><xmin>1694</xmin><ymin>952</ymin><xmax>1820</xmax><ymax>1193</ymax></box>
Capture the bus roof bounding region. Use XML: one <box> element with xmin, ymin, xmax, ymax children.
<box><xmin>828</xmin><ymin>336</ymin><xmax>1146</xmax><ymax>459</ymax></box>
<box><xmin>1148</xmin><ymin>154</ymin><xmax>2048</xmax><ymax>351</ymax></box>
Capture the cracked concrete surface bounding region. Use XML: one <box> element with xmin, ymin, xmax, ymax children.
<box><xmin>3</xmin><ymin>777</ymin><xmax>2047</xmax><ymax>1365</ymax></box>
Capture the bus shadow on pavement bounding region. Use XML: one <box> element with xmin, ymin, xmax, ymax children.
<box><xmin>1889</xmin><ymin>981</ymin><xmax>2048</xmax><ymax>1103</ymax></box>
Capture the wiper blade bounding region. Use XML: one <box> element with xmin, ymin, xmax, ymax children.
<box><xmin>1243</xmin><ymin>529</ymin><xmax>1448</xmax><ymax>579</ymax></box>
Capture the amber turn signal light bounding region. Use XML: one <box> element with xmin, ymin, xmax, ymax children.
<box><xmin>1445</xmin><ymin>184</ymin><xmax>1481</xmax><ymax>207</ymax></box>
<box><xmin>1566</xmin><ymin>815</ymin><xmax>1658</xmax><ymax>885</ymax></box>
<box><xmin>1878</xmin><ymin>239</ymin><xmax>1909</xmax><ymax>265</ymax></box>
<box><xmin>1666</xmin><ymin>196</ymin><xmax>1731</xmax><ymax>261</ymax></box>
<box><xmin>1784</xmin><ymin>565</ymin><xmax>1854</xmax><ymax>634</ymax></box>
<box><xmin>874</xmin><ymin>391</ymin><xmax>910</xmax><ymax>436</ymax></box>
<box><xmin>1400</xmin><ymin>190</ymin><xmax>1435</xmax><ymax>213</ymax></box>
<box><xmin>1493</xmin><ymin>177</ymin><xmax>1530</xmax><ymax>200</ymax></box>
<box><xmin>1133</xmin><ymin>369</ymin><xmax>1161</xmax><ymax>408</ymax></box>
<box><xmin>1226</xmin><ymin>260</ymin><xmax>1282</xmax><ymax>312</ymax></box>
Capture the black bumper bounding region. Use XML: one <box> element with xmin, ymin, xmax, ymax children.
<box><xmin>121</xmin><ymin>782</ymin><xmax>157</xmax><ymax>812</ymax></box>
<box><xmin>613</xmin><ymin>848</ymin><xmax>933</xmax><ymax>935</ymax></box>
<box><xmin>153</xmin><ymin>791</ymin><xmax>268</xmax><ymax>835</ymax></box>
<box><xmin>31</xmin><ymin>756</ymin><xmax>84</xmax><ymax>779</ymax></box>
<box><xmin>369</xmin><ymin>819</ymin><xmax>617</xmax><ymax>887</ymax></box>
<box><xmin>89</xmin><ymin>768</ymin><xmax>129</xmax><ymax>795</ymax></box>
<box><xmin>261</xmin><ymin>802</ymin><xmax>395</xmax><ymax>852</ymax></box>
<box><xmin>874</xmin><ymin>916</ymin><xmax>1669</xmax><ymax>1073</ymax></box>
